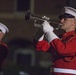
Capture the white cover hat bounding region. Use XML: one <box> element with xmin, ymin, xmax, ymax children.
<box><xmin>0</xmin><ymin>23</ymin><xmax>9</xmax><ymax>34</ymax></box>
<box><xmin>59</xmin><ymin>6</ymin><xmax>76</xmax><ymax>19</ymax></box>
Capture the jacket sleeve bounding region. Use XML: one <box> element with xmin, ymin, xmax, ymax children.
<box><xmin>50</xmin><ymin>37</ymin><xmax>76</xmax><ymax>55</ymax></box>
<box><xmin>33</xmin><ymin>39</ymin><xmax>51</xmax><ymax>52</ymax></box>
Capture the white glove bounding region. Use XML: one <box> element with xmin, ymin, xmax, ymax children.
<box><xmin>38</xmin><ymin>34</ymin><xmax>44</xmax><ymax>41</ymax></box>
<box><xmin>42</xmin><ymin>21</ymin><xmax>59</xmax><ymax>42</ymax></box>
<box><xmin>45</xmin><ymin>32</ymin><xmax>59</xmax><ymax>43</ymax></box>
<box><xmin>42</xmin><ymin>21</ymin><xmax>54</xmax><ymax>33</ymax></box>
<box><xmin>42</xmin><ymin>16</ymin><xmax>50</xmax><ymax>21</ymax></box>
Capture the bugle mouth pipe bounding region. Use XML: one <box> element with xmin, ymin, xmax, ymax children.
<box><xmin>25</xmin><ymin>10</ymin><xmax>62</xmax><ymax>30</ymax></box>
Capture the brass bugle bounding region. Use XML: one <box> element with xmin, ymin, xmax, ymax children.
<box><xmin>25</xmin><ymin>10</ymin><xmax>50</xmax><ymax>21</ymax></box>
<box><xmin>25</xmin><ymin>10</ymin><xmax>62</xmax><ymax>30</ymax></box>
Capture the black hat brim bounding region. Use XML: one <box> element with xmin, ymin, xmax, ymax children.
<box><xmin>59</xmin><ymin>13</ymin><xmax>75</xmax><ymax>19</ymax></box>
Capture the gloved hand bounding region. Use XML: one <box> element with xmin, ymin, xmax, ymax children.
<box><xmin>42</xmin><ymin>21</ymin><xmax>59</xmax><ymax>42</ymax></box>
<box><xmin>42</xmin><ymin>20</ymin><xmax>54</xmax><ymax>33</ymax></box>
<box><xmin>42</xmin><ymin>16</ymin><xmax>50</xmax><ymax>21</ymax></box>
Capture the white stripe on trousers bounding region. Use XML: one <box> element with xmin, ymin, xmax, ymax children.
<box><xmin>54</xmin><ymin>68</ymin><xmax>76</xmax><ymax>74</ymax></box>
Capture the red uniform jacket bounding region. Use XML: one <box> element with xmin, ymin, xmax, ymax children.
<box><xmin>33</xmin><ymin>31</ymin><xmax>76</xmax><ymax>75</ymax></box>
<box><xmin>0</xmin><ymin>42</ymin><xmax>8</xmax><ymax>71</ymax></box>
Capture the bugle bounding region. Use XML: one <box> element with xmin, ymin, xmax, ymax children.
<box><xmin>25</xmin><ymin>10</ymin><xmax>62</xmax><ymax>30</ymax></box>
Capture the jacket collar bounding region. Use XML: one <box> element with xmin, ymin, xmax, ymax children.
<box><xmin>62</xmin><ymin>30</ymin><xmax>76</xmax><ymax>37</ymax></box>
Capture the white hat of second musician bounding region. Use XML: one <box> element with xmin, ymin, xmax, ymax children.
<box><xmin>59</xmin><ymin>6</ymin><xmax>76</xmax><ymax>19</ymax></box>
<box><xmin>0</xmin><ymin>23</ymin><xmax>9</xmax><ymax>34</ymax></box>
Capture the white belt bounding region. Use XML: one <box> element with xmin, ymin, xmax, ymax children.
<box><xmin>54</xmin><ymin>68</ymin><xmax>76</xmax><ymax>74</ymax></box>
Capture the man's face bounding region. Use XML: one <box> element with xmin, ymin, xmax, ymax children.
<box><xmin>60</xmin><ymin>18</ymin><xmax>76</xmax><ymax>32</ymax></box>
